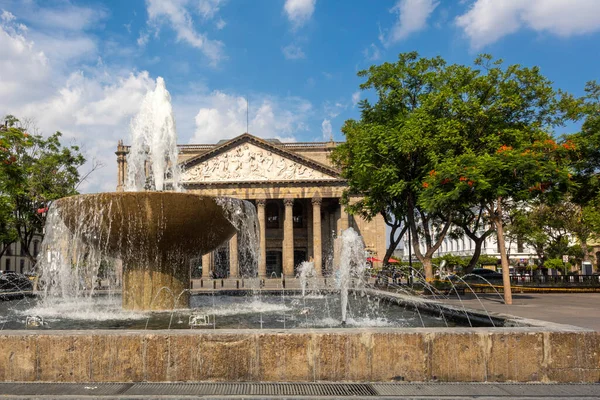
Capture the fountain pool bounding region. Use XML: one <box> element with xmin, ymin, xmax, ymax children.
<box><xmin>0</xmin><ymin>291</ymin><xmax>462</xmax><ymax>330</ymax></box>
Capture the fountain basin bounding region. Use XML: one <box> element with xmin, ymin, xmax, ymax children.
<box><xmin>0</xmin><ymin>324</ymin><xmax>596</xmax><ymax>382</ymax></box>
<box><xmin>53</xmin><ymin>192</ymin><xmax>237</xmax><ymax>310</ymax></box>
<box><xmin>0</xmin><ymin>290</ymin><xmax>597</xmax><ymax>382</ymax></box>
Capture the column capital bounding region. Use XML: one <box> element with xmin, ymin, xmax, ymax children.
<box><xmin>311</xmin><ymin>197</ymin><xmax>322</xmax><ymax>206</ymax></box>
<box><xmin>256</xmin><ymin>199</ymin><xmax>266</xmax><ymax>207</ymax></box>
<box><xmin>284</xmin><ymin>198</ymin><xmax>294</xmax><ymax>207</ymax></box>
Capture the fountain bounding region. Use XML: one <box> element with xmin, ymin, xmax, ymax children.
<box><xmin>35</xmin><ymin>77</ymin><xmax>246</xmax><ymax>311</ymax></box>
<box><xmin>49</xmin><ymin>192</ymin><xmax>237</xmax><ymax>310</ymax></box>
<box><xmin>0</xmin><ymin>77</ymin><xmax>597</xmax><ymax>385</ymax></box>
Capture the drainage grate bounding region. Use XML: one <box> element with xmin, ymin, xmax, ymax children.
<box><xmin>125</xmin><ymin>382</ymin><xmax>378</xmax><ymax>396</ymax></box>
<box><xmin>373</xmin><ymin>382</ymin><xmax>510</xmax><ymax>396</ymax></box>
<box><xmin>1</xmin><ymin>382</ymin><xmax>599</xmax><ymax>398</ymax></box>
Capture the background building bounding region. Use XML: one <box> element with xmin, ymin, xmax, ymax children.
<box><xmin>401</xmin><ymin>228</ymin><xmax>538</xmax><ymax>270</ymax></box>
<box><xmin>0</xmin><ymin>235</ymin><xmax>42</xmax><ymax>274</ymax></box>
<box><xmin>116</xmin><ymin>133</ymin><xmax>386</xmax><ymax>278</ymax></box>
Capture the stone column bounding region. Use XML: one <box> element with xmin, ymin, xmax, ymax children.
<box><xmin>202</xmin><ymin>253</ymin><xmax>211</xmax><ymax>279</ymax></box>
<box><xmin>340</xmin><ymin>202</ymin><xmax>349</xmax><ymax>233</ymax></box>
<box><xmin>229</xmin><ymin>233</ymin><xmax>238</xmax><ymax>278</ymax></box>
<box><xmin>283</xmin><ymin>198</ymin><xmax>295</xmax><ymax>277</ymax></box>
<box><xmin>312</xmin><ymin>197</ymin><xmax>322</xmax><ymax>276</ymax></box>
<box><xmin>307</xmin><ymin>199</ymin><xmax>313</xmax><ymax>259</ymax></box>
<box><xmin>256</xmin><ymin>200</ymin><xmax>267</xmax><ymax>277</ymax></box>
<box><xmin>115</xmin><ymin>140</ymin><xmax>127</xmax><ymax>192</ymax></box>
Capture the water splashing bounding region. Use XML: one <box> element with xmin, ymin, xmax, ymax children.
<box><xmin>337</xmin><ymin>228</ymin><xmax>367</xmax><ymax>324</ymax></box>
<box><xmin>216</xmin><ymin>197</ymin><xmax>260</xmax><ymax>278</ymax></box>
<box><xmin>126</xmin><ymin>77</ymin><xmax>182</xmax><ymax>192</ymax></box>
<box><xmin>297</xmin><ymin>261</ymin><xmax>316</xmax><ymax>297</ymax></box>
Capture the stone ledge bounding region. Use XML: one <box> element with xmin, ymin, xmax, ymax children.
<box><xmin>0</xmin><ymin>327</ymin><xmax>597</xmax><ymax>383</ymax></box>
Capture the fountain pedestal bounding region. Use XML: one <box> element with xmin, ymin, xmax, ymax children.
<box><xmin>55</xmin><ymin>192</ymin><xmax>237</xmax><ymax>310</ymax></box>
<box><xmin>122</xmin><ymin>255</ymin><xmax>190</xmax><ymax>310</ymax></box>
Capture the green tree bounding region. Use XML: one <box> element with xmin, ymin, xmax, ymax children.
<box><xmin>508</xmin><ymin>199</ymin><xmax>600</xmax><ymax>265</ymax></box>
<box><xmin>565</xmin><ymin>81</ymin><xmax>600</xmax><ymax>262</ymax></box>
<box><xmin>544</xmin><ymin>258</ymin><xmax>571</xmax><ymax>275</ymax></box>
<box><xmin>331</xmin><ymin>52</ymin><xmax>455</xmax><ymax>280</ymax></box>
<box><xmin>569</xmin><ymin>81</ymin><xmax>600</xmax><ymax>204</ymax></box>
<box><xmin>0</xmin><ymin>115</ymin><xmax>86</xmax><ymax>264</ymax></box>
<box><xmin>449</xmin><ymin>204</ymin><xmax>496</xmax><ymax>274</ymax></box>
<box><xmin>418</xmin><ymin>55</ymin><xmax>573</xmax><ymax>304</ymax></box>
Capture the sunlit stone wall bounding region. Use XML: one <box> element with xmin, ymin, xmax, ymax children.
<box><xmin>1</xmin><ymin>328</ymin><xmax>598</xmax><ymax>382</ymax></box>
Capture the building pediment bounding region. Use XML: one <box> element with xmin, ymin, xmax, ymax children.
<box><xmin>180</xmin><ymin>134</ymin><xmax>341</xmax><ymax>184</ymax></box>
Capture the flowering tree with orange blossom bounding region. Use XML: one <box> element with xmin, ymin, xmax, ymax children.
<box><xmin>416</xmin><ymin>54</ymin><xmax>576</xmax><ymax>303</ymax></box>
<box><xmin>334</xmin><ymin>53</ymin><xmax>576</xmax><ymax>301</ymax></box>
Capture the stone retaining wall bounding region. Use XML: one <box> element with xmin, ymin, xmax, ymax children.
<box><xmin>0</xmin><ymin>328</ymin><xmax>598</xmax><ymax>383</ymax></box>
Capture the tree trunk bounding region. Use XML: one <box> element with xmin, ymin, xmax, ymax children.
<box><xmin>465</xmin><ymin>238</ymin><xmax>484</xmax><ymax>273</ymax></box>
<box><xmin>423</xmin><ymin>258</ymin><xmax>433</xmax><ymax>282</ymax></box>
<box><xmin>493</xmin><ymin>198</ymin><xmax>513</xmax><ymax>305</ymax></box>
<box><xmin>581</xmin><ymin>239</ymin><xmax>590</xmax><ymax>262</ymax></box>
<box><xmin>383</xmin><ymin>222</ymin><xmax>407</xmax><ymax>264</ymax></box>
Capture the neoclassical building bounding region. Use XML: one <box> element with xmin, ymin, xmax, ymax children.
<box><xmin>115</xmin><ymin>133</ymin><xmax>386</xmax><ymax>278</ymax></box>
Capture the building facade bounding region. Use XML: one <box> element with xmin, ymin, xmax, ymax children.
<box><xmin>402</xmin><ymin>228</ymin><xmax>538</xmax><ymax>269</ymax></box>
<box><xmin>116</xmin><ymin>133</ymin><xmax>386</xmax><ymax>278</ymax></box>
<box><xmin>0</xmin><ymin>236</ymin><xmax>43</xmax><ymax>274</ymax></box>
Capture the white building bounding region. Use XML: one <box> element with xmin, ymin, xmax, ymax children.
<box><xmin>0</xmin><ymin>236</ymin><xmax>43</xmax><ymax>274</ymax></box>
<box><xmin>402</xmin><ymin>228</ymin><xmax>538</xmax><ymax>266</ymax></box>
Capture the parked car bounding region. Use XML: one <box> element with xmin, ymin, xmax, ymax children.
<box><xmin>464</xmin><ymin>268</ymin><xmax>503</xmax><ymax>282</ymax></box>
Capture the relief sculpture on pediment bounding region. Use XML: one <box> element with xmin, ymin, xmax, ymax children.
<box><xmin>181</xmin><ymin>143</ymin><xmax>335</xmax><ymax>183</ymax></box>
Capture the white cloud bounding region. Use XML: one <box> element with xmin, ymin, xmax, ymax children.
<box><xmin>0</xmin><ymin>13</ymin><xmax>154</xmax><ymax>193</ymax></box>
<box><xmin>0</xmin><ymin>4</ymin><xmax>313</xmax><ymax>193</ymax></box>
<box><xmin>30</xmin><ymin>4</ymin><xmax>107</xmax><ymax>31</ymax></box>
<box><xmin>190</xmin><ymin>91</ymin><xmax>312</xmax><ymax>144</ymax></box>
<box><xmin>323</xmin><ymin>101</ymin><xmax>346</xmax><ymax>118</ymax></box>
<box><xmin>137</xmin><ymin>31</ymin><xmax>149</xmax><ymax>47</ymax></box>
<box><xmin>28</xmin><ymin>31</ymin><xmax>97</xmax><ymax>65</ymax></box>
<box><xmin>282</xmin><ymin>43</ymin><xmax>305</xmax><ymax>60</ymax></box>
<box><xmin>380</xmin><ymin>0</ymin><xmax>439</xmax><ymax>46</ymax></box>
<box><xmin>456</xmin><ymin>0</ymin><xmax>600</xmax><ymax>49</ymax></box>
<box><xmin>352</xmin><ymin>91</ymin><xmax>360</xmax><ymax>106</ymax></box>
<box><xmin>7</xmin><ymin>69</ymin><xmax>155</xmax><ymax>193</ymax></box>
<box><xmin>215</xmin><ymin>18</ymin><xmax>226</xmax><ymax>30</ymax></box>
<box><xmin>0</xmin><ymin>15</ymin><xmax>51</xmax><ymax>103</ymax></box>
<box><xmin>1</xmin><ymin>10</ymin><xmax>16</xmax><ymax>23</ymax></box>
<box><xmin>145</xmin><ymin>0</ymin><xmax>224</xmax><ymax>65</ymax></box>
<box><xmin>197</xmin><ymin>0</ymin><xmax>226</xmax><ymax>20</ymax></box>
<box><xmin>321</xmin><ymin>119</ymin><xmax>332</xmax><ymax>141</ymax></box>
<box><xmin>284</xmin><ymin>0</ymin><xmax>316</xmax><ymax>29</ymax></box>
<box><xmin>363</xmin><ymin>43</ymin><xmax>381</xmax><ymax>61</ymax></box>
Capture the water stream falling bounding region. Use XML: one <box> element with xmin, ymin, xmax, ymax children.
<box><xmin>297</xmin><ymin>261</ymin><xmax>316</xmax><ymax>297</ymax></box>
<box><xmin>337</xmin><ymin>228</ymin><xmax>368</xmax><ymax>324</ymax></box>
<box><xmin>126</xmin><ymin>77</ymin><xmax>181</xmax><ymax>192</ymax></box>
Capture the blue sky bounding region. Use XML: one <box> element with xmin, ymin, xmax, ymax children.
<box><xmin>1</xmin><ymin>0</ymin><xmax>599</xmax><ymax>192</ymax></box>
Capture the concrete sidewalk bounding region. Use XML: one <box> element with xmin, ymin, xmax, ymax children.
<box><xmin>0</xmin><ymin>382</ymin><xmax>599</xmax><ymax>399</ymax></box>
<box><xmin>443</xmin><ymin>292</ymin><xmax>600</xmax><ymax>331</ymax></box>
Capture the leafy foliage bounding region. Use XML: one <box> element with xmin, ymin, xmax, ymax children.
<box><xmin>0</xmin><ymin>115</ymin><xmax>85</xmax><ymax>262</ymax></box>
<box><xmin>333</xmin><ymin>52</ymin><xmax>573</xmax><ymax>288</ymax></box>
<box><xmin>544</xmin><ymin>258</ymin><xmax>571</xmax><ymax>275</ymax></box>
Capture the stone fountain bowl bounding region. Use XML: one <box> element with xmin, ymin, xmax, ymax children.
<box><xmin>54</xmin><ymin>191</ymin><xmax>237</xmax><ymax>259</ymax></box>
<box><xmin>54</xmin><ymin>192</ymin><xmax>238</xmax><ymax>310</ymax></box>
